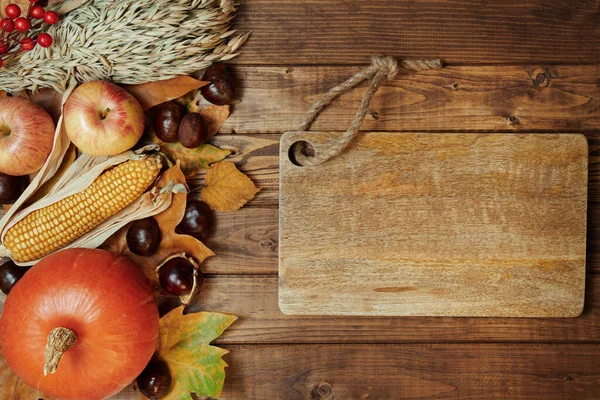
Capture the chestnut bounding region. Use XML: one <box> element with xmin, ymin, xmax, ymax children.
<box><xmin>177</xmin><ymin>112</ymin><xmax>207</xmax><ymax>148</ymax></box>
<box><xmin>0</xmin><ymin>173</ymin><xmax>28</xmax><ymax>204</ymax></box>
<box><xmin>200</xmin><ymin>63</ymin><xmax>236</xmax><ymax>105</ymax></box>
<box><xmin>176</xmin><ymin>200</ymin><xmax>213</xmax><ymax>240</ymax></box>
<box><xmin>0</xmin><ymin>260</ymin><xmax>30</xmax><ymax>295</ymax></box>
<box><xmin>154</xmin><ymin>101</ymin><xmax>186</xmax><ymax>143</ymax></box>
<box><xmin>158</xmin><ymin>257</ymin><xmax>195</xmax><ymax>296</ymax></box>
<box><xmin>126</xmin><ymin>217</ymin><xmax>161</xmax><ymax>256</ymax></box>
<box><xmin>137</xmin><ymin>356</ymin><xmax>172</xmax><ymax>399</ymax></box>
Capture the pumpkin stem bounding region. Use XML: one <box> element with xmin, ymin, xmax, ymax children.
<box><xmin>44</xmin><ymin>327</ymin><xmax>77</xmax><ymax>376</ymax></box>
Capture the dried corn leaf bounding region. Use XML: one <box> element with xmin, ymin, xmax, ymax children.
<box><xmin>201</xmin><ymin>161</ymin><xmax>259</xmax><ymax>212</ymax></box>
<box><xmin>102</xmin><ymin>162</ymin><xmax>214</xmax><ymax>305</ymax></box>
<box><xmin>123</xmin><ymin>76</ymin><xmax>207</xmax><ymax>110</ymax></box>
<box><xmin>24</xmin><ymin>143</ymin><xmax>76</xmax><ymax>206</ymax></box>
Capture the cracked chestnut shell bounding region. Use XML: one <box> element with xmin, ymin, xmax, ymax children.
<box><xmin>154</xmin><ymin>101</ymin><xmax>186</xmax><ymax>143</ymax></box>
<box><xmin>177</xmin><ymin>112</ymin><xmax>207</xmax><ymax>148</ymax></box>
<box><xmin>155</xmin><ymin>253</ymin><xmax>203</xmax><ymax>304</ymax></box>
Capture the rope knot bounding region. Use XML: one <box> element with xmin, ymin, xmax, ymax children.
<box><xmin>371</xmin><ymin>55</ymin><xmax>399</xmax><ymax>80</ymax></box>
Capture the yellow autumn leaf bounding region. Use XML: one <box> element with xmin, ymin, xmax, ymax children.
<box><xmin>201</xmin><ymin>161</ymin><xmax>259</xmax><ymax>212</ymax></box>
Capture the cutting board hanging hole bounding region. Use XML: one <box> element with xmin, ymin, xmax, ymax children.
<box><xmin>288</xmin><ymin>141</ymin><xmax>315</xmax><ymax>166</ymax></box>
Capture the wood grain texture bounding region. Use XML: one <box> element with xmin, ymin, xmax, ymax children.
<box><xmin>221</xmin><ymin>65</ymin><xmax>600</xmax><ymax>134</ymax></box>
<box><xmin>220</xmin><ymin>344</ymin><xmax>600</xmax><ymax>399</ymax></box>
<box><xmin>280</xmin><ymin>133</ymin><xmax>588</xmax><ymax>316</ymax></box>
<box><xmin>199</xmin><ymin>134</ymin><xmax>600</xmax><ymax>275</ymax></box>
<box><xmin>190</xmin><ymin>275</ymin><xmax>600</xmax><ymax>344</ymax></box>
<box><xmin>232</xmin><ymin>1</ymin><xmax>600</xmax><ymax>64</ymax></box>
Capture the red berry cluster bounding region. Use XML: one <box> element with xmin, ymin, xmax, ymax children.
<box><xmin>0</xmin><ymin>0</ymin><xmax>58</xmax><ymax>68</ymax></box>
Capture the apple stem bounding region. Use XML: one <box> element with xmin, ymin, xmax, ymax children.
<box><xmin>100</xmin><ymin>108</ymin><xmax>111</xmax><ymax>119</ymax></box>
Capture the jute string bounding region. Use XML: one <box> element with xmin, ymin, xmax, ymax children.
<box><xmin>293</xmin><ymin>55</ymin><xmax>442</xmax><ymax>166</ymax></box>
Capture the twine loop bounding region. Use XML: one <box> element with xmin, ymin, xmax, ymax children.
<box><xmin>371</xmin><ymin>55</ymin><xmax>400</xmax><ymax>80</ymax></box>
<box><xmin>293</xmin><ymin>55</ymin><xmax>442</xmax><ymax>166</ymax></box>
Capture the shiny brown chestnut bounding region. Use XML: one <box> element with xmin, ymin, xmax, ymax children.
<box><xmin>154</xmin><ymin>101</ymin><xmax>186</xmax><ymax>143</ymax></box>
<box><xmin>0</xmin><ymin>261</ymin><xmax>30</xmax><ymax>295</ymax></box>
<box><xmin>177</xmin><ymin>112</ymin><xmax>207</xmax><ymax>148</ymax></box>
<box><xmin>176</xmin><ymin>200</ymin><xmax>213</xmax><ymax>240</ymax></box>
<box><xmin>200</xmin><ymin>63</ymin><xmax>236</xmax><ymax>106</ymax></box>
<box><xmin>126</xmin><ymin>217</ymin><xmax>161</xmax><ymax>256</ymax></box>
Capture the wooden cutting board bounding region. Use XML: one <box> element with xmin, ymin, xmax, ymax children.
<box><xmin>279</xmin><ymin>132</ymin><xmax>588</xmax><ymax>317</ymax></box>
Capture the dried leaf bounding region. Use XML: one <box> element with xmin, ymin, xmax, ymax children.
<box><xmin>28</xmin><ymin>87</ymin><xmax>63</xmax><ymax>123</ymax></box>
<box><xmin>123</xmin><ymin>76</ymin><xmax>207</xmax><ymax>110</ymax></box>
<box><xmin>24</xmin><ymin>144</ymin><xmax>76</xmax><ymax>206</ymax></box>
<box><xmin>150</xmin><ymin>136</ymin><xmax>230</xmax><ymax>178</ymax></box>
<box><xmin>102</xmin><ymin>162</ymin><xmax>214</xmax><ymax>304</ymax></box>
<box><xmin>187</xmin><ymin>100</ymin><xmax>230</xmax><ymax>138</ymax></box>
<box><xmin>201</xmin><ymin>161</ymin><xmax>259</xmax><ymax>212</ymax></box>
<box><xmin>149</xmin><ymin>306</ymin><xmax>236</xmax><ymax>400</ymax></box>
<box><xmin>0</xmin><ymin>345</ymin><xmax>55</xmax><ymax>400</ymax></box>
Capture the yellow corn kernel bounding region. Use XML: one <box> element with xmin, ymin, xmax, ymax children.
<box><xmin>4</xmin><ymin>155</ymin><xmax>162</xmax><ymax>262</ymax></box>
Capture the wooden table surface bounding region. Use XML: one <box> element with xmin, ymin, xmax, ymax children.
<box><xmin>191</xmin><ymin>1</ymin><xmax>600</xmax><ymax>398</ymax></box>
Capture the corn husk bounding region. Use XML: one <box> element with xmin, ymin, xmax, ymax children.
<box><xmin>0</xmin><ymin>88</ymin><xmax>186</xmax><ymax>266</ymax></box>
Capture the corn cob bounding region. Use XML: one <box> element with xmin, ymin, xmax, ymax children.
<box><xmin>3</xmin><ymin>155</ymin><xmax>162</xmax><ymax>263</ymax></box>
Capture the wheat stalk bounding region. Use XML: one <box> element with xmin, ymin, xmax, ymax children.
<box><xmin>0</xmin><ymin>0</ymin><xmax>248</xmax><ymax>93</ymax></box>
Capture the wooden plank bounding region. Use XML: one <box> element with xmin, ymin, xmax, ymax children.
<box><xmin>202</xmin><ymin>207</ymin><xmax>278</xmax><ymax>275</ymax></box>
<box><xmin>220</xmin><ymin>65</ymin><xmax>600</xmax><ymax>134</ymax></box>
<box><xmin>191</xmin><ymin>275</ymin><xmax>600</xmax><ymax>344</ymax></box>
<box><xmin>220</xmin><ymin>344</ymin><xmax>600</xmax><ymax>399</ymax></box>
<box><xmin>279</xmin><ymin>133</ymin><xmax>588</xmax><ymax>317</ymax></box>
<box><xmin>201</xmin><ymin>134</ymin><xmax>600</xmax><ymax>275</ymax></box>
<box><xmin>232</xmin><ymin>1</ymin><xmax>600</xmax><ymax>65</ymax></box>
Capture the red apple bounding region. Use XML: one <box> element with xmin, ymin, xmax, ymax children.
<box><xmin>0</xmin><ymin>97</ymin><xmax>55</xmax><ymax>176</ymax></box>
<box><xmin>64</xmin><ymin>80</ymin><xmax>144</xmax><ymax>156</ymax></box>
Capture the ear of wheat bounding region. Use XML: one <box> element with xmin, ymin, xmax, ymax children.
<box><xmin>0</xmin><ymin>0</ymin><xmax>248</xmax><ymax>93</ymax></box>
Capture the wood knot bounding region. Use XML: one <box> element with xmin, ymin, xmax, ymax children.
<box><xmin>312</xmin><ymin>382</ymin><xmax>334</xmax><ymax>399</ymax></box>
<box><xmin>370</xmin><ymin>111</ymin><xmax>379</xmax><ymax>120</ymax></box>
<box><xmin>531</xmin><ymin>67</ymin><xmax>557</xmax><ymax>88</ymax></box>
<box><xmin>260</xmin><ymin>239</ymin><xmax>276</xmax><ymax>250</ymax></box>
<box><xmin>507</xmin><ymin>115</ymin><xmax>520</xmax><ymax>126</ymax></box>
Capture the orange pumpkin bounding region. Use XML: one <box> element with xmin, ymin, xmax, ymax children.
<box><xmin>0</xmin><ymin>248</ymin><xmax>159</xmax><ymax>400</ymax></box>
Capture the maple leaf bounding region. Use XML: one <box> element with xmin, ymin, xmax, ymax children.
<box><xmin>102</xmin><ymin>163</ymin><xmax>214</xmax><ymax>305</ymax></box>
<box><xmin>145</xmin><ymin>306</ymin><xmax>236</xmax><ymax>400</ymax></box>
<box><xmin>122</xmin><ymin>76</ymin><xmax>207</xmax><ymax>111</ymax></box>
<box><xmin>201</xmin><ymin>161</ymin><xmax>260</xmax><ymax>212</ymax></box>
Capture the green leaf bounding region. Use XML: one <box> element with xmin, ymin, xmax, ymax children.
<box><xmin>156</xmin><ymin>306</ymin><xmax>237</xmax><ymax>399</ymax></box>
